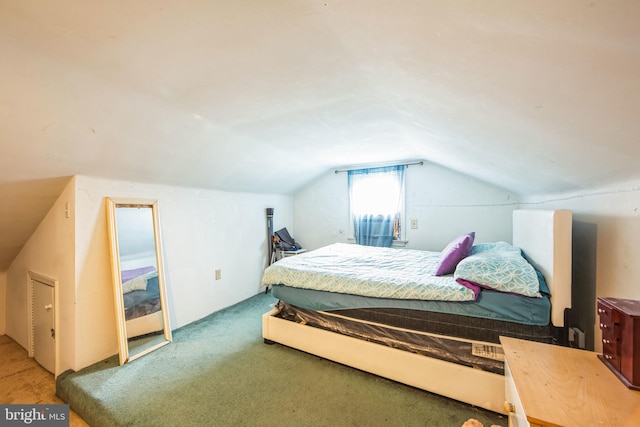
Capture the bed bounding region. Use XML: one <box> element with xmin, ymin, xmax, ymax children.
<box><xmin>261</xmin><ymin>209</ymin><xmax>572</xmax><ymax>414</ymax></box>
<box><xmin>121</xmin><ymin>266</ymin><xmax>164</xmax><ymax>339</ymax></box>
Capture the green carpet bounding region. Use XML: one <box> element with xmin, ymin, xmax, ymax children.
<box><xmin>57</xmin><ymin>293</ymin><xmax>505</xmax><ymax>426</ymax></box>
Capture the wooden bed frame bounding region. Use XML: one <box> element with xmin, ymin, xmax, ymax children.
<box><xmin>262</xmin><ymin>209</ymin><xmax>572</xmax><ymax>414</ymax></box>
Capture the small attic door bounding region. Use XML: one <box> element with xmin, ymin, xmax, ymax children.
<box><xmin>29</xmin><ymin>273</ymin><xmax>57</xmax><ymax>374</ymax></box>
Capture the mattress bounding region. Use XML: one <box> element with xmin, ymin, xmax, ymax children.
<box><xmin>271</xmin><ymin>283</ymin><xmax>561</xmax><ymax>358</ymax></box>
<box><xmin>263</xmin><ymin>243</ymin><xmax>476</xmax><ymax>301</ymax></box>
<box><xmin>271</xmin><ymin>283</ymin><xmax>551</xmax><ymax>326</ymax></box>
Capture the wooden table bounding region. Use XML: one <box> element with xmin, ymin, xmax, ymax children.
<box><xmin>500</xmin><ymin>336</ymin><xmax>640</xmax><ymax>427</ymax></box>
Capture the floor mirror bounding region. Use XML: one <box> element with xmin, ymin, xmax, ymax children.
<box><xmin>106</xmin><ymin>197</ymin><xmax>172</xmax><ymax>365</ymax></box>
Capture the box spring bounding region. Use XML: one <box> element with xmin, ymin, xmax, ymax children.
<box><xmin>275</xmin><ymin>301</ymin><xmax>562</xmax><ymax>375</ymax></box>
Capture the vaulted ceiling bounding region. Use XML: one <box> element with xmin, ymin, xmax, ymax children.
<box><xmin>1</xmin><ymin>0</ymin><xmax>640</xmax><ymax>270</ymax></box>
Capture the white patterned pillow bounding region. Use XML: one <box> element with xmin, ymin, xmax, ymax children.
<box><xmin>454</xmin><ymin>243</ymin><xmax>541</xmax><ymax>297</ymax></box>
<box><xmin>470</xmin><ymin>241</ymin><xmax>519</xmax><ymax>255</ymax></box>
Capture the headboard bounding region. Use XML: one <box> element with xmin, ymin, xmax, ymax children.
<box><xmin>512</xmin><ymin>209</ymin><xmax>572</xmax><ymax>327</ymax></box>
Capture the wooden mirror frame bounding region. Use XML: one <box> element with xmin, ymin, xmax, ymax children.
<box><xmin>106</xmin><ymin>197</ymin><xmax>172</xmax><ymax>365</ymax></box>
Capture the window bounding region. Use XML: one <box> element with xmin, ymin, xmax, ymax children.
<box><xmin>348</xmin><ymin>165</ymin><xmax>405</xmax><ymax>247</ymax></box>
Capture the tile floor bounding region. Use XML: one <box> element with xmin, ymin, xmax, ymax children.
<box><xmin>0</xmin><ymin>334</ymin><xmax>88</xmax><ymax>426</ymax></box>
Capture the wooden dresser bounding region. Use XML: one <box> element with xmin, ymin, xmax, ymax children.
<box><xmin>597</xmin><ymin>297</ymin><xmax>640</xmax><ymax>390</ymax></box>
<box><xmin>501</xmin><ymin>336</ymin><xmax>640</xmax><ymax>427</ymax></box>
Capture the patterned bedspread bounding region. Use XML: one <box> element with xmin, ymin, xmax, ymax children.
<box><xmin>262</xmin><ymin>243</ymin><xmax>476</xmax><ymax>301</ymax></box>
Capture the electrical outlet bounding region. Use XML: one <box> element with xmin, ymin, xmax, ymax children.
<box><xmin>411</xmin><ymin>219</ymin><xmax>418</xmax><ymax>229</ymax></box>
<box><xmin>215</xmin><ymin>269</ymin><xmax>221</xmax><ymax>280</ymax></box>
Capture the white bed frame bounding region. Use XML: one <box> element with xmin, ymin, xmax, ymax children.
<box><xmin>262</xmin><ymin>209</ymin><xmax>572</xmax><ymax>414</ymax></box>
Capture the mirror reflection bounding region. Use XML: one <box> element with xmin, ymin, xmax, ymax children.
<box><xmin>106</xmin><ymin>198</ymin><xmax>172</xmax><ymax>364</ymax></box>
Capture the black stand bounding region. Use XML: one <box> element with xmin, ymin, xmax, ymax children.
<box><xmin>265</xmin><ymin>208</ymin><xmax>274</xmax><ymax>294</ymax></box>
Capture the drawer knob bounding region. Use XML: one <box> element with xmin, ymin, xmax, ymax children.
<box><xmin>598</xmin><ymin>308</ymin><xmax>605</xmax><ymax>314</ymax></box>
<box><xmin>504</xmin><ymin>401</ymin><xmax>516</xmax><ymax>414</ymax></box>
<box><xmin>603</xmin><ymin>339</ymin><xmax>610</xmax><ymax>344</ymax></box>
<box><xmin>600</xmin><ymin>323</ymin><xmax>608</xmax><ymax>329</ymax></box>
<box><xmin>605</xmin><ymin>354</ymin><xmax>613</xmax><ymax>360</ymax></box>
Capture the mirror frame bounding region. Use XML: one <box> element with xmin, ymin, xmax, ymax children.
<box><xmin>106</xmin><ymin>197</ymin><xmax>172</xmax><ymax>365</ymax></box>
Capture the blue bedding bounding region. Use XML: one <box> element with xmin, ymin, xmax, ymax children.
<box><xmin>271</xmin><ymin>283</ymin><xmax>551</xmax><ymax>326</ymax></box>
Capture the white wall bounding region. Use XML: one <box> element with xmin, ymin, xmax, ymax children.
<box><xmin>4</xmin><ymin>175</ymin><xmax>291</xmax><ymax>372</ymax></box>
<box><xmin>522</xmin><ymin>180</ymin><xmax>640</xmax><ymax>352</ymax></box>
<box><xmin>294</xmin><ymin>162</ymin><xmax>517</xmax><ymax>251</ymax></box>
<box><xmin>0</xmin><ymin>271</ymin><xmax>6</xmax><ymax>335</ymax></box>
<box><xmin>5</xmin><ymin>177</ymin><xmax>76</xmax><ymax>374</ymax></box>
<box><xmin>74</xmin><ymin>176</ymin><xmax>292</xmax><ymax>370</ymax></box>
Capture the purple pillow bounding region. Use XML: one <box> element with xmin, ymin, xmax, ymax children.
<box><xmin>434</xmin><ymin>232</ymin><xmax>475</xmax><ymax>276</ymax></box>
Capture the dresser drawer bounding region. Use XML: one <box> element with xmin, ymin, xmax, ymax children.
<box><xmin>601</xmin><ymin>334</ymin><xmax>620</xmax><ymax>355</ymax></box>
<box><xmin>599</xmin><ymin>321</ymin><xmax>619</xmax><ymax>339</ymax></box>
<box><xmin>598</xmin><ymin>301</ymin><xmax>615</xmax><ymax>325</ymax></box>
<box><xmin>504</xmin><ymin>359</ymin><xmax>529</xmax><ymax>427</ymax></box>
<box><xmin>597</xmin><ymin>297</ymin><xmax>640</xmax><ymax>390</ymax></box>
<box><xmin>601</xmin><ymin>350</ymin><xmax>620</xmax><ymax>371</ymax></box>
<box><xmin>602</xmin><ymin>337</ymin><xmax>621</xmax><ymax>356</ymax></box>
<box><xmin>598</xmin><ymin>300</ymin><xmax>622</xmax><ymax>325</ymax></box>
<box><xmin>601</xmin><ymin>325</ymin><xmax>621</xmax><ymax>370</ymax></box>
<box><xmin>600</xmin><ymin>317</ymin><xmax>620</xmax><ymax>340</ymax></box>
<box><xmin>598</xmin><ymin>300</ymin><xmax>623</xmax><ymax>372</ymax></box>
<box><xmin>599</xmin><ymin>319</ymin><xmax>620</xmax><ymax>351</ymax></box>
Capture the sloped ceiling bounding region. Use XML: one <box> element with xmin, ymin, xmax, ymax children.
<box><xmin>1</xmin><ymin>0</ymin><xmax>639</xmax><ymax>270</ymax></box>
